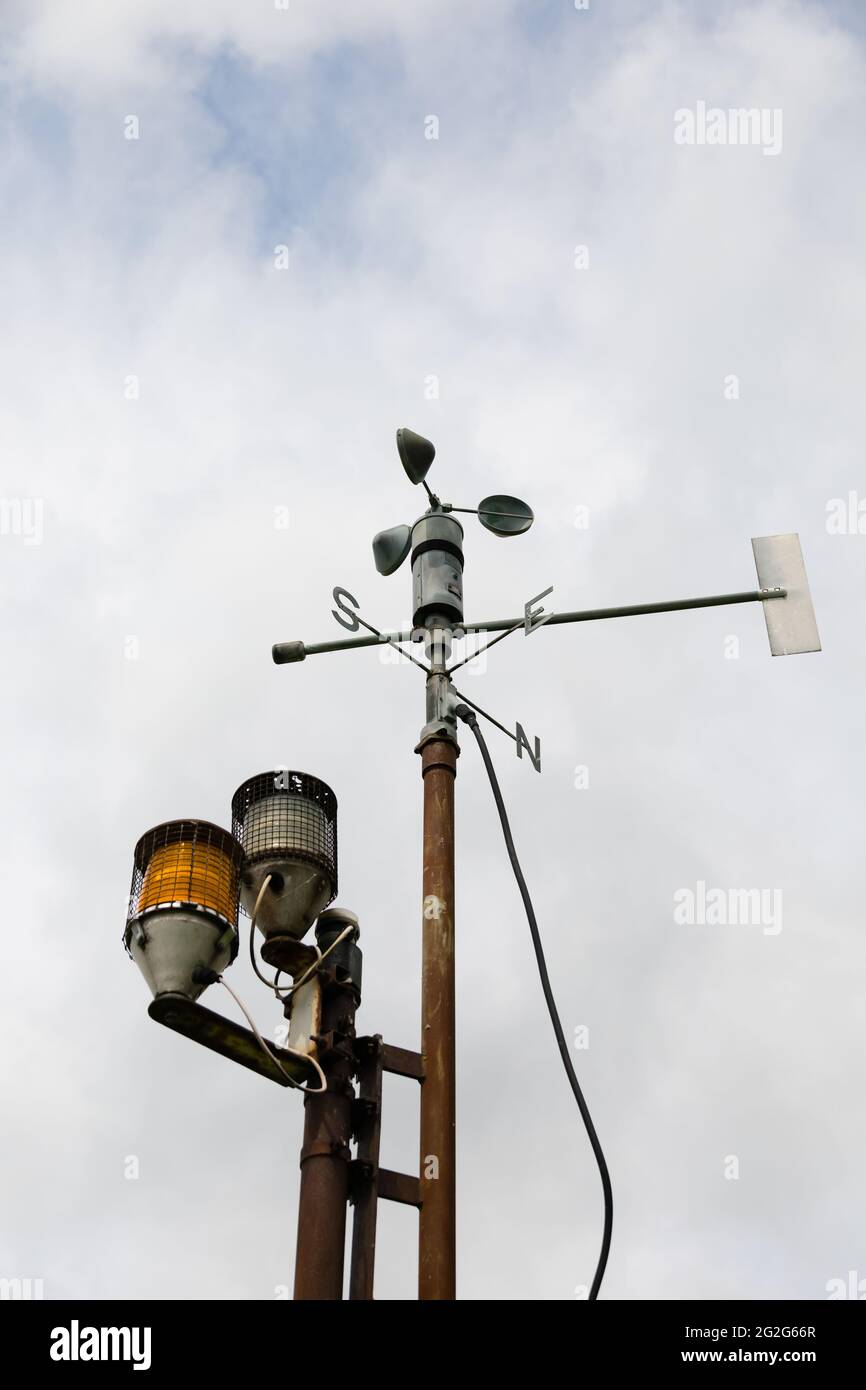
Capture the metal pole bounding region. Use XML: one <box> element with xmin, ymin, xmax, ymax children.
<box><xmin>348</xmin><ymin>1034</ymin><xmax>384</xmax><ymax>1300</ymax></box>
<box><xmin>292</xmin><ymin>912</ymin><xmax>361</xmax><ymax>1300</ymax></box>
<box><xmin>417</xmin><ymin>734</ymin><xmax>458</xmax><ymax>1299</ymax></box>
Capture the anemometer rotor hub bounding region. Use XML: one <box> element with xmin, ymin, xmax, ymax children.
<box><xmin>372</xmin><ymin>428</ymin><xmax>534</xmax><ymax>602</ymax></box>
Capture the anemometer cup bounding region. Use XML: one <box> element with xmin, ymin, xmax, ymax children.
<box><xmin>396</xmin><ymin>428</ymin><xmax>436</xmax><ymax>486</ymax></box>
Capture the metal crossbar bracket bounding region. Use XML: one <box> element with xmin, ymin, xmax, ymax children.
<box><xmin>349</xmin><ymin>1035</ymin><xmax>425</xmax><ymax>1299</ymax></box>
<box><xmin>148</xmin><ymin>992</ymin><xmax>317</xmax><ymax>1087</ymax></box>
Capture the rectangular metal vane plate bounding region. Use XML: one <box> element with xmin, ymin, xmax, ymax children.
<box><xmin>751</xmin><ymin>533</ymin><xmax>821</xmax><ymax>656</ymax></box>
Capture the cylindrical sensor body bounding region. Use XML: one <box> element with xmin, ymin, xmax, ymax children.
<box><xmin>411</xmin><ymin>512</ymin><xmax>464</xmax><ymax>628</ymax></box>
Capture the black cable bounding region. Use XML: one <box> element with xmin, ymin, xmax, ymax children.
<box><xmin>455</xmin><ymin>703</ymin><xmax>613</xmax><ymax>1301</ymax></box>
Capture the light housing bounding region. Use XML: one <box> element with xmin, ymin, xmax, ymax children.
<box><xmin>124</xmin><ymin>820</ymin><xmax>242</xmax><ymax>1000</ymax></box>
<box><xmin>231</xmin><ymin>770</ymin><xmax>337</xmax><ymax>942</ymax></box>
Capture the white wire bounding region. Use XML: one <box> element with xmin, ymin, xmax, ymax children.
<box><xmin>250</xmin><ymin>873</ymin><xmax>273</xmax><ymax>927</ymax></box>
<box><xmin>248</xmin><ymin>868</ymin><xmax>332</xmax><ymax>1000</ymax></box>
<box><xmin>276</xmin><ymin>923</ymin><xmax>355</xmax><ymax>1001</ymax></box>
<box><xmin>217</xmin><ymin>977</ymin><xmax>327</xmax><ymax>1094</ymax></box>
<box><xmin>242</xmin><ymin>871</ymin><xmax>355</xmax><ymax>1093</ymax></box>
<box><xmin>249</xmin><ymin>873</ymin><xmax>281</xmax><ymax>991</ymax></box>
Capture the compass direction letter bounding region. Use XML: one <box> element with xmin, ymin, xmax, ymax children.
<box><xmin>525</xmin><ymin>586</ymin><xmax>554</xmax><ymax>635</ymax></box>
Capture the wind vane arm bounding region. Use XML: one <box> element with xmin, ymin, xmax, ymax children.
<box><xmin>271</xmin><ymin>589</ymin><xmax>781</xmax><ymax>665</ymax></box>
<box><xmin>275</xmin><ymin>533</ymin><xmax>820</xmax><ymax>665</ymax></box>
<box><xmin>272</xmin><ymin>626</ymin><xmax>424</xmax><ymax>667</ymax></box>
<box><xmin>462</xmin><ymin>587</ymin><xmax>787</xmax><ymax>636</ymax></box>
<box><xmin>273</xmin><ymin>587</ymin><xmax>416</xmax><ymax>664</ymax></box>
<box><xmin>273</xmin><ymin>633</ymin><xmax>381</xmax><ymax>664</ymax></box>
<box><xmin>272</xmin><ymin>591</ymin><xmax>783</xmax><ymax>665</ymax></box>
<box><xmin>458</xmin><ymin>532</ymin><xmax>820</xmax><ymax>657</ymax></box>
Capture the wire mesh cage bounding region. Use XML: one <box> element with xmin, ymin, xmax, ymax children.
<box><xmin>231</xmin><ymin>771</ymin><xmax>338</xmax><ymax>939</ymax></box>
<box><xmin>231</xmin><ymin>771</ymin><xmax>337</xmax><ymax>888</ymax></box>
<box><xmin>128</xmin><ymin>820</ymin><xmax>243</xmax><ymax>929</ymax></box>
<box><xmin>124</xmin><ymin>820</ymin><xmax>244</xmax><ymax>999</ymax></box>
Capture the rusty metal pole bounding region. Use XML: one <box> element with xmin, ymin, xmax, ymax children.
<box><xmin>409</xmin><ymin>511</ymin><xmax>464</xmax><ymax>1300</ymax></box>
<box><xmin>417</xmin><ymin>724</ymin><xmax>458</xmax><ymax>1299</ymax></box>
<box><xmin>291</xmin><ymin>909</ymin><xmax>362</xmax><ymax>1300</ymax></box>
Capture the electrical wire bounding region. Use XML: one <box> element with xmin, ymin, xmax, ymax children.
<box><xmin>275</xmin><ymin>923</ymin><xmax>355</xmax><ymax>1001</ymax></box>
<box><xmin>455</xmin><ymin>703</ymin><xmax>613</xmax><ymax>1301</ymax></box>
<box><xmin>451</xmin><ymin>686</ymin><xmax>518</xmax><ymax>745</ymax></box>
<box><xmin>248</xmin><ymin>873</ymin><xmax>280</xmax><ymax>990</ymax></box>
<box><xmin>247</xmin><ymin>868</ymin><xmax>332</xmax><ymax>1000</ymax></box>
<box><xmin>216</xmin><ymin>976</ymin><xmax>327</xmax><ymax>1094</ymax></box>
<box><xmin>241</xmin><ymin>878</ymin><xmax>355</xmax><ymax>1089</ymax></box>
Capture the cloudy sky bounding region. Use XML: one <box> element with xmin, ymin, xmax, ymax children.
<box><xmin>1</xmin><ymin>0</ymin><xmax>864</xmax><ymax>1301</ymax></box>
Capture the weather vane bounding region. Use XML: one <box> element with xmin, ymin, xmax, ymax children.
<box><xmin>124</xmin><ymin>425</ymin><xmax>820</xmax><ymax>1303</ymax></box>
<box><xmin>274</xmin><ymin>427</ymin><xmax>821</xmax><ymax>769</ymax></box>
